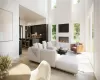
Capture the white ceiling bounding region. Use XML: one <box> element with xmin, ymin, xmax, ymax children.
<box><xmin>19</xmin><ymin>5</ymin><xmax>45</xmax><ymax>22</ymax></box>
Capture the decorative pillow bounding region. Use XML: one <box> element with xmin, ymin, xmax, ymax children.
<box><xmin>38</xmin><ymin>43</ymin><xmax>43</xmax><ymax>49</ymax></box>
<box><xmin>33</xmin><ymin>43</ymin><xmax>38</xmax><ymax>48</ymax></box>
<box><xmin>42</xmin><ymin>41</ymin><xmax>47</xmax><ymax>49</ymax></box>
<box><xmin>47</xmin><ymin>42</ymin><xmax>53</xmax><ymax>48</ymax></box>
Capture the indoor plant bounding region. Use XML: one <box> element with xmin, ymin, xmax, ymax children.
<box><xmin>0</xmin><ymin>56</ymin><xmax>12</xmax><ymax>79</ymax></box>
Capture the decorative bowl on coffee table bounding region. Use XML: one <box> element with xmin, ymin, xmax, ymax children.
<box><xmin>57</xmin><ymin>47</ymin><xmax>68</xmax><ymax>55</ymax></box>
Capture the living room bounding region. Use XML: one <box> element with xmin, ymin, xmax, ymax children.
<box><xmin>0</xmin><ymin>0</ymin><xmax>100</xmax><ymax>80</ymax></box>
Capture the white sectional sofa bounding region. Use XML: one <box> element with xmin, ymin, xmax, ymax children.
<box><xmin>56</xmin><ymin>55</ymin><xmax>78</xmax><ymax>74</ymax></box>
<box><xmin>28</xmin><ymin>47</ymin><xmax>41</xmax><ymax>63</ymax></box>
<box><xmin>28</xmin><ymin>41</ymin><xmax>78</xmax><ymax>74</ymax></box>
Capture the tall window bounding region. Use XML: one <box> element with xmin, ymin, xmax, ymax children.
<box><xmin>52</xmin><ymin>25</ymin><xmax>56</xmax><ymax>41</ymax></box>
<box><xmin>73</xmin><ymin>0</ymin><xmax>80</xmax><ymax>4</ymax></box>
<box><xmin>74</xmin><ymin>23</ymin><xmax>80</xmax><ymax>42</ymax></box>
<box><xmin>77</xmin><ymin>0</ymin><xmax>80</xmax><ymax>3</ymax></box>
<box><xmin>51</xmin><ymin>0</ymin><xmax>56</xmax><ymax>9</ymax></box>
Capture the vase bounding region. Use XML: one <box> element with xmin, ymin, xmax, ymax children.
<box><xmin>0</xmin><ymin>70</ymin><xmax>9</xmax><ymax>79</ymax></box>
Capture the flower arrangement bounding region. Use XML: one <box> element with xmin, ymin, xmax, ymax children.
<box><xmin>0</xmin><ymin>56</ymin><xmax>12</xmax><ymax>79</ymax></box>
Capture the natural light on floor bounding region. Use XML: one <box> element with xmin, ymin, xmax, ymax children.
<box><xmin>9</xmin><ymin>63</ymin><xmax>31</xmax><ymax>75</ymax></box>
<box><xmin>77</xmin><ymin>52</ymin><xmax>94</xmax><ymax>73</ymax></box>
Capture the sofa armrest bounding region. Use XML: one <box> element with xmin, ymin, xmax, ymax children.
<box><xmin>28</xmin><ymin>47</ymin><xmax>40</xmax><ymax>63</ymax></box>
<box><xmin>40</xmin><ymin>49</ymin><xmax>57</xmax><ymax>67</ymax></box>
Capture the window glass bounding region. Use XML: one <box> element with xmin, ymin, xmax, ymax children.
<box><xmin>51</xmin><ymin>0</ymin><xmax>56</xmax><ymax>9</ymax></box>
<box><xmin>52</xmin><ymin>25</ymin><xmax>56</xmax><ymax>41</ymax></box>
<box><xmin>74</xmin><ymin>23</ymin><xmax>80</xmax><ymax>42</ymax></box>
<box><xmin>73</xmin><ymin>0</ymin><xmax>80</xmax><ymax>4</ymax></box>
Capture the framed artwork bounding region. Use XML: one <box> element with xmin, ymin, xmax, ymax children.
<box><xmin>0</xmin><ymin>8</ymin><xmax>13</xmax><ymax>42</ymax></box>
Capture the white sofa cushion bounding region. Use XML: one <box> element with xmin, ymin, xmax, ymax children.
<box><xmin>37</xmin><ymin>43</ymin><xmax>43</xmax><ymax>49</ymax></box>
<box><xmin>42</xmin><ymin>41</ymin><xmax>47</xmax><ymax>49</ymax></box>
<box><xmin>47</xmin><ymin>41</ymin><xmax>57</xmax><ymax>50</ymax></box>
<box><xmin>28</xmin><ymin>47</ymin><xmax>40</xmax><ymax>63</ymax></box>
<box><xmin>40</xmin><ymin>49</ymin><xmax>57</xmax><ymax>67</ymax></box>
<box><xmin>47</xmin><ymin>41</ymin><xmax>53</xmax><ymax>48</ymax></box>
<box><xmin>55</xmin><ymin>55</ymin><xmax>78</xmax><ymax>74</ymax></box>
<box><xmin>33</xmin><ymin>43</ymin><xmax>38</xmax><ymax>48</ymax></box>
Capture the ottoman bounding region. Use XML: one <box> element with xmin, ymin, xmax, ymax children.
<box><xmin>55</xmin><ymin>55</ymin><xmax>78</xmax><ymax>74</ymax></box>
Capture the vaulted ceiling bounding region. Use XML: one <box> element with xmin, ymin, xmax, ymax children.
<box><xmin>19</xmin><ymin>5</ymin><xmax>45</xmax><ymax>22</ymax></box>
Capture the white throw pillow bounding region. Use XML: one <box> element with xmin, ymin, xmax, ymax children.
<box><xmin>33</xmin><ymin>43</ymin><xmax>38</xmax><ymax>48</ymax></box>
<box><xmin>42</xmin><ymin>41</ymin><xmax>47</xmax><ymax>49</ymax></box>
<box><xmin>38</xmin><ymin>43</ymin><xmax>43</xmax><ymax>49</ymax></box>
<box><xmin>47</xmin><ymin>42</ymin><xmax>53</xmax><ymax>48</ymax></box>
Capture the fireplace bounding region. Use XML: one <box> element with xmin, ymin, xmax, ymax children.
<box><xmin>59</xmin><ymin>37</ymin><xmax>69</xmax><ymax>43</ymax></box>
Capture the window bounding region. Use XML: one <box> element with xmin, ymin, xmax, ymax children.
<box><xmin>73</xmin><ymin>0</ymin><xmax>80</xmax><ymax>4</ymax></box>
<box><xmin>77</xmin><ymin>0</ymin><xmax>80</xmax><ymax>3</ymax></box>
<box><xmin>52</xmin><ymin>25</ymin><xmax>56</xmax><ymax>41</ymax></box>
<box><xmin>51</xmin><ymin>0</ymin><xmax>56</xmax><ymax>9</ymax></box>
<box><xmin>74</xmin><ymin>23</ymin><xmax>80</xmax><ymax>42</ymax></box>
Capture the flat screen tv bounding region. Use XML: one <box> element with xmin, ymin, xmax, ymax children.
<box><xmin>59</xmin><ymin>24</ymin><xmax>69</xmax><ymax>32</ymax></box>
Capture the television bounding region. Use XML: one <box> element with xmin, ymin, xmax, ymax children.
<box><xmin>59</xmin><ymin>24</ymin><xmax>69</xmax><ymax>32</ymax></box>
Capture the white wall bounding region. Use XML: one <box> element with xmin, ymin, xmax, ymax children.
<box><xmin>26</xmin><ymin>19</ymin><xmax>46</xmax><ymax>25</ymax></box>
<box><xmin>0</xmin><ymin>0</ymin><xmax>19</xmax><ymax>60</ymax></box>
<box><xmin>17</xmin><ymin>0</ymin><xmax>47</xmax><ymax>17</ymax></box>
<box><xmin>20</xmin><ymin>19</ymin><xmax>27</xmax><ymax>38</ymax></box>
<box><xmin>35</xmin><ymin>19</ymin><xmax>46</xmax><ymax>25</ymax></box>
<box><xmin>48</xmin><ymin>0</ymin><xmax>72</xmax><ymax>43</ymax></box>
<box><xmin>86</xmin><ymin>0</ymin><xmax>93</xmax><ymax>13</ymax></box>
<box><xmin>94</xmin><ymin>0</ymin><xmax>100</xmax><ymax>80</ymax></box>
<box><xmin>72</xmin><ymin>0</ymin><xmax>86</xmax><ymax>45</ymax></box>
<box><xmin>85</xmin><ymin>0</ymin><xmax>93</xmax><ymax>51</ymax></box>
<box><xmin>57</xmin><ymin>0</ymin><xmax>72</xmax><ymax>45</ymax></box>
<box><xmin>84</xmin><ymin>0</ymin><xmax>100</xmax><ymax>80</ymax></box>
<box><xmin>84</xmin><ymin>0</ymin><xmax>94</xmax><ymax>68</ymax></box>
<box><xmin>48</xmin><ymin>0</ymin><xmax>72</xmax><ymax>24</ymax></box>
<box><xmin>47</xmin><ymin>0</ymin><xmax>52</xmax><ymax>41</ymax></box>
<box><xmin>72</xmin><ymin>0</ymin><xmax>85</xmax><ymax>22</ymax></box>
<box><xmin>56</xmin><ymin>0</ymin><xmax>72</xmax><ymax>24</ymax></box>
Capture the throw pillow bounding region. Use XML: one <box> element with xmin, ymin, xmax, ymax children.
<box><xmin>47</xmin><ymin>42</ymin><xmax>53</xmax><ymax>48</ymax></box>
<box><xmin>38</xmin><ymin>43</ymin><xmax>43</xmax><ymax>49</ymax></box>
<box><xmin>42</xmin><ymin>41</ymin><xmax>47</xmax><ymax>49</ymax></box>
<box><xmin>33</xmin><ymin>43</ymin><xmax>38</xmax><ymax>48</ymax></box>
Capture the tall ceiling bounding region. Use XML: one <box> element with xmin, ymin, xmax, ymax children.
<box><xmin>19</xmin><ymin>5</ymin><xmax>45</xmax><ymax>22</ymax></box>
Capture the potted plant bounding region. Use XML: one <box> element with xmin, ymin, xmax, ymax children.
<box><xmin>0</xmin><ymin>56</ymin><xmax>12</xmax><ymax>79</ymax></box>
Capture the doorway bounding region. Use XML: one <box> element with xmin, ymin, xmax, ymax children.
<box><xmin>19</xmin><ymin>25</ymin><xmax>23</xmax><ymax>55</ymax></box>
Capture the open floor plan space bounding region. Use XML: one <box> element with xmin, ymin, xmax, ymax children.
<box><xmin>0</xmin><ymin>0</ymin><xmax>100</xmax><ymax>80</ymax></box>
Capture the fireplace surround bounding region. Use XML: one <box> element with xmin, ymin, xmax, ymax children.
<box><xmin>59</xmin><ymin>37</ymin><xmax>69</xmax><ymax>43</ymax></box>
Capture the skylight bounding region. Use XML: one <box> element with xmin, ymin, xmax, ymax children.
<box><xmin>51</xmin><ymin>0</ymin><xmax>56</xmax><ymax>9</ymax></box>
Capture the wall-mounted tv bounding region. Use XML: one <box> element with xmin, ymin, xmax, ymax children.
<box><xmin>59</xmin><ymin>23</ymin><xmax>69</xmax><ymax>33</ymax></box>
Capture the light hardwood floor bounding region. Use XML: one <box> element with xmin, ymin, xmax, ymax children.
<box><xmin>4</xmin><ymin>49</ymin><xmax>96</xmax><ymax>80</ymax></box>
